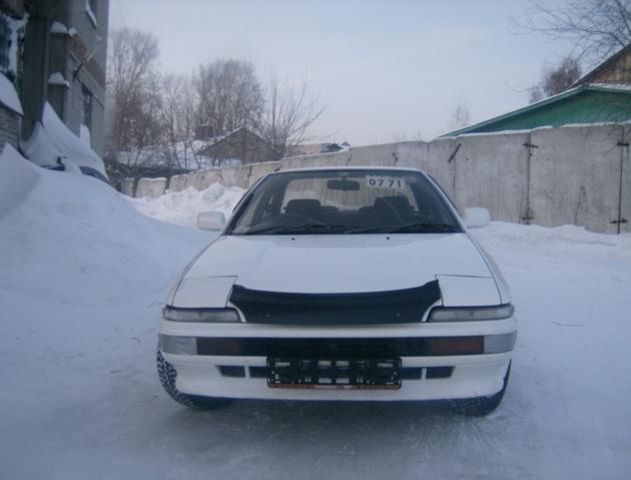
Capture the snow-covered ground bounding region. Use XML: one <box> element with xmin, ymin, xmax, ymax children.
<box><xmin>2</xmin><ymin>158</ymin><xmax>631</xmax><ymax>479</ymax></box>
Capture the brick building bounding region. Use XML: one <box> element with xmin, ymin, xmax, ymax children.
<box><xmin>0</xmin><ymin>0</ymin><xmax>108</xmax><ymax>156</ymax></box>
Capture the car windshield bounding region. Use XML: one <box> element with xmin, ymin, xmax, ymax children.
<box><xmin>227</xmin><ymin>169</ymin><xmax>462</xmax><ymax>235</ymax></box>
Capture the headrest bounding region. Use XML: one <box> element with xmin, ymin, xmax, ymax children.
<box><xmin>285</xmin><ymin>199</ymin><xmax>323</xmax><ymax>215</ymax></box>
<box><xmin>374</xmin><ymin>195</ymin><xmax>412</xmax><ymax>211</ymax></box>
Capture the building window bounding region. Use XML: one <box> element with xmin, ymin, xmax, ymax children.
<box><xmin>0</xmin><ymin>16</ymin><xmax>9</xmax><ymax>73</ymax></box>
<box><xmin>82</xmin><ymin>86</ymin><xmax>93</xmax><ymax>129</ymax></box>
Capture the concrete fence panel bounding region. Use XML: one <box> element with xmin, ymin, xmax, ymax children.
<box><xmin>620</xmin><ymin>126</ymin><xmax>631</xmax><ymax>233</ymax></box>
<box><xmin>122</xmin><ymin>124</ymin><xmax>630</xmax><ymax>233</ymax></box>
<box><xmin>120</xmin><ymin>178</ymin><xmax>135</xmax><ymax>197</ymax></box>
<box><xmin>454</xmin><ymin>132</ymin><xmax>529</xmax><ymax>223</ymax></box>
<box><xmin>246</xmin><ymin>161</ymin><xmax>282</xmax><ymax>187</ymax></box>
<box><xmin>168</xmin><ymin>173</ymin><xmax>192</xmax><ymax>192</ymax></box>
<box><xmin>215</xmin><ymin>166</ymin><xmax>251</xmax><ymax>189</ymax></box>
<box><xmin>394</xmin><ymin>141</ymin><xmax>424</xmax><ymax>169</ymax></box>
<box><xmin>189</xmin><ymin>169</ymin><xmax>222</xmax><ymax>191</ymax></box>
<box><xmin>530</xmin><ymin>125</ymin><xmax>623</xmax><ymax>233</ymax></box>
<box><xmin>345</xmin><ymin>143</ymin><xmax>398</xmax><ymax>166</ymax></box>
<box><xmin>397</xmin><ymin>139</ymin><xmax>458</xmax><ymax>202</ymax></box>
<box><xmin>136</xmin><ymin>177</ymin><xmax>166</xmax><ymax>198</ymax></box>
<box><xmin>279</xmin><ymin>151</ymin><xmax>350</xmax><ymax>170</ymax></box>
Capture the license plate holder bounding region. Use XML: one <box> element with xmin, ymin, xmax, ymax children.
<box><xmin>267</xmin><ymin>358</ymin><xmax>401</xmax><ymax>390</ymax></box>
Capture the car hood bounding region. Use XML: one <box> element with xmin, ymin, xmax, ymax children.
<box><xmin>170</xmin><ymin>233</ymin><xmax>502</xmax><ymax>308</ymax></box>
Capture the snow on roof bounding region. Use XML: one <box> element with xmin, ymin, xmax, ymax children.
<box><xmin>48</xmin><ymin>72</ymin><xmax>70</xmax><ymax>88</ymax></box>
<box><xmin>50</xmin><ymin>21</ymin><xmax>68</xmax><ymax>35</ymax></box>
<box><xmin>22</xmin><ymin>103</ymin><xmax>107</xmax><ymax>176</ymax></box>
<box><xmin>0</xmin><ymin>72</ymin><xmax>23</xmax><ymax>115</ymax></box>
<box><xmin>115</xmin><ymin>138</ymin><xmax>247</xmax><ymax>171</ymax></box>
<box><xmin>588</xmin><ymin>82</ymin><xmax>631</xmax><ymax>92</ymax></box>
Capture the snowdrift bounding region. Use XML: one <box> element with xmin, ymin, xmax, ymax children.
<box><xmin>21</xmin><ymin>103</ymin><xmax>107</xmax><ymax>177</ymax></box>
<box><xmin>0</xmin><ymin>145</ymin><xmax>40</xmax><ymax>218</ymax></box>
<box><xmin>0</xmin><ymin>148</ymin><xmax>208</xmax><ymax>307</ymax></box>
<box><xmin>128</xmin><ymin>183</ymin><xmax>245</xmax><ymax>227</ymax></box>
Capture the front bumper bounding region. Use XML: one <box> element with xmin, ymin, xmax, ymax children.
<box><xmin>158</xmin><ymin>317</ymin><xmax>516</xmax><ymax>401</ymax></box>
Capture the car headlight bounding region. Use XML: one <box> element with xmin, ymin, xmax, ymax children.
<box><xmin>428</xmin><ymin>304</ymin><xmax>514</xmax><ymax>322</ymax></box>
<box><xmin>163</xmin><ymin>307</ymin><xmax>241</xmax><ymax>323</ymax></box>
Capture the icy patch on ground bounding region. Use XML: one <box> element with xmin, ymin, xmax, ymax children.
<box><xmin>127</xmin><ymin>183</ymin><xmax>245</xmax><ymax>227</ymax></box>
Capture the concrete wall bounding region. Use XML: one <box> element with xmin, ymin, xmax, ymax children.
<box><xmin>127</xmin><ymin>124</ymin><xmax>630</xmax><ymax>233</ymax></box>
<box><xmin>622</xmin><ymin>126</ymin><xmax>631</xmax><ymax>233</ymax></box>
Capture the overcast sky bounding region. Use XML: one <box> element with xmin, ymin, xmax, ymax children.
<box><xmin>108</xmin><ymin>0</ymin><xmax>574</xmax><ymax>145</ymax></box>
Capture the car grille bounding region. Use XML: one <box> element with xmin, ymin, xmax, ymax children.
<box><xmin>228</xmin><ymin>281</ymin><xmax>441</xmax><ymax>324</ymax></box>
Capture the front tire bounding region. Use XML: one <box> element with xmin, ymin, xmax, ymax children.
<box><xmin>450</xmin><ymin>362</ymin><xmax>511</xmax><ymax>416</ymax></box>
<box><xmin>156</xmin><ymin>350</ymin><xmax>231</xmax><ymax>410</ymax></box>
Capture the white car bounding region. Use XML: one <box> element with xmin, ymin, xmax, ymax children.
<box><xmin>157</xmin><ymin>167</ymin><xmax>516</xmax><ymax>415</ymax></box>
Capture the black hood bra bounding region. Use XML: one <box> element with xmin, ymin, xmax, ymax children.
<box><xmin>229</xmin><ymin>280</ymin><xmax>441</xmax><ymax>325</ymax></box>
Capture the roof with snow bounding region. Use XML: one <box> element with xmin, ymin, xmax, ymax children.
<box><xmin>442</xmin><ymin>84</ymin><xmax>631</xmax><ymax>137</ymax></box>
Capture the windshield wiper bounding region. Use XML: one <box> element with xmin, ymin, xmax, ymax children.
<box><xmin>348</xmin><ymin>223</ymin><xmax>461</xmax><ymax>234</ymax></box>
<box><xmin>242</xmin><ymin>223</ymin><xmax>355</xmax><ymax>235</ymax></box>
<box><xmin>388</xmin><ymin>223</ymin><xmax>461</xmax><ymax>233</ymax></box>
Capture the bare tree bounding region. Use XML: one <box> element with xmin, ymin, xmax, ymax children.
<box><xmin>156</xmin><ymin>73</ymin><xmax>203</xmax><ymax>180</ymax></box>
<box><xmin>256</xmin><ymin>75</ymin><xmax>325</xmax><ymax>158</ymax></box>
<box><xmin>392</xmin><ymin>131</ymin><xmax>424</xmax><ymax>142</ymax></box>
<box><xmin>516</xmin><ymin>0</ymin><xmax>631</xmax><ymax>63</ymax></box>
<box><xmin>529</xmin><ymin>86</ymin><xmax>545</xmax><ymax>103</ymax></box>
<box><xmin>529</xmin><ymin>55</ymin><xmax>582</xmax><ymax>102</ymax></box>
<box><xmin>193</xmin><ymin>59</ymin><xmax>264</xmax><ymax>138</ymax></box>
<box><xmin>448</xmin><ymin>97</ymin><xmax>471</xmax><ymax>131</ymax></box>
<box><xmin>542</xmin><ymin>56</ymin><xmax>582</xmax><ymax>94</ymax></box>
<box><xmin>105</xmin><ymin>28</ymin><xmax>162</xmax><ymax>186</ymax></box>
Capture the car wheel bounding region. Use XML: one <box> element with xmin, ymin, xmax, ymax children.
<box><xmin>156</xmin><ymin>350</ymin><xmax>231</xmax><ymax>410</ymax></box>
<box><xmin>450</xmin><ymin>362</ymin><xmax>511</xmax><ymax>416</ymax></box>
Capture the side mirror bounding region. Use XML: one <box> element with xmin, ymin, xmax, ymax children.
<box><xmin>463</xmin><ymin>207</ymin><xmax>491</xmax><ymax>228</ymax></box>
<box><xmin>197</xmin><ymin>211</ymin><xmax>226</xmax><ymax>231</ymax></box>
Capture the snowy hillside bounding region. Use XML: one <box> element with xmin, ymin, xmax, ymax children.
<box><xmin>1</xmin><ymin>155</ymin><xmax>631</xmax><ymax>479</ymax></box>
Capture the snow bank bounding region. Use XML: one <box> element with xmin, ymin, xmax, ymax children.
<box><xmin>22</xmin><ymin>103</ymin><xmax>106</xmax><ymax>176</ymax></box>
<box><xmin>0</xmin><ymin>145</ymin><xmax>40</xmax><ymax>218</ymax></box>
<box><xmin>79</xmin><ymin>123</ymin><xmax>91</xmax><ymax>146</ymax></box>
<box><xmin>128</xmin><ymin>183</ymin><xmax>245</xmax><ymax>227</ymax></box>
<box><xmin>0</xmin><ymin>151</ymin><xmax>208</xmax><ymax>307</ymax></box>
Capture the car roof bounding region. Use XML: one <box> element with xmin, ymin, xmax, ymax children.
<box><xmin>270</xmin><ymin>166</ymin><xmax>425</xmax><ymax>174</ymax></box>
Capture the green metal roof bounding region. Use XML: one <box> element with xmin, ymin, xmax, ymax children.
<box><xmin>442</xmin><ymin>85</ymin><xmax>631</xmax><ymax>137</ymax></box>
